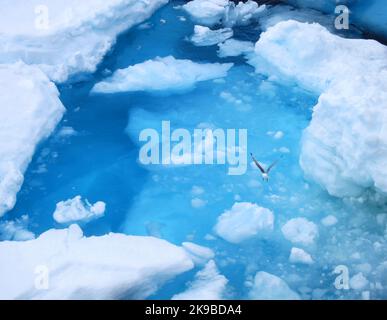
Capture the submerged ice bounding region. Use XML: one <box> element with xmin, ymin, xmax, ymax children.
<box><xmin>92</xmin><ymin>56</ymin><xmax>233</xmax><ymax>93</ymax></box>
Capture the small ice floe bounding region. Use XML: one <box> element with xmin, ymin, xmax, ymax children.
<box><xmin>53</xmin><ymin>195</ymin><xmax>106</xmax><ymax>224</ymax></box>
<box><xmin>249</xmin><ymin>271</ymin><xmax>300</xmax><ymax>300</ymax></box>
<box><xmin>289</xmin><ymin>247</ymin><xmax>314</xmax><ymax>265</ymax></box>
<box><xmin>281</xmin><ymin>217</ymin><xmax>318</xmax><ymax>246</ymax></box>
<box><xmin>250</xmin><ymin>153</ymin><xmax>281</xmax><ymax>182</ymax></box>
<box><xmin>172</xmin><ymin>260</ymin><xmax>228</xmax><ymax>300</ymax></box>
<box><xmin>214</xmin><ymin>202</ymin><xmax>274</xmax><ymax>243</ymax></box>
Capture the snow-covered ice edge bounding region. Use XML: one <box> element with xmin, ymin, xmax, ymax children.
<box><xmin>250</xmin><ymin>20</ymin><xmax>387</xmax><ymax>198</ymax></box>
<box><xmin>0</xmin><ymin>0</ymin><xmax>168</xmax><ymax>217</ymax></box>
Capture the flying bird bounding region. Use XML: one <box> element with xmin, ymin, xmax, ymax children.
<box><xmin>250</xmin><ymin>153</ymin><xmax>280</xmax><ymax>182</ymax></box>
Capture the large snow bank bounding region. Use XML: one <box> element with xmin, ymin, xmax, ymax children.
<box><xmin>190</xmin><ymin>25</ymin><xmax>233</xmax><ymax>47</ymax></box>
<box><xmin>0</xmin><ymin>0</ymin><xmax>168</xmax><ymax>82</ymax></box>
<box><xmin>53</xmin><ymin>196</ymin><xmax>106</xmax><ymax>224</ymax></box>
<box><xmin>0</xmin><ymin>224</ymin><xmax>194</xmax><ymax>299</ymax></box>
<box><xmin>182</xmin><ymin>0</ymin><xmax>266</xmax><ymax>27</ymax></box>
<box><xmin>0</xmin><ymin>62</ymin><xmax>65</xmax><ymax>217</ymax></box>
<box><xmin>214</xmin><ymin>202</ymin><xmax>274</xmax><ymax>244</ymax></box>
<box><xmin>249</xmin><ymin>271</ymin><xmax>300</xmax><ymax>300</ymax></box>
<box><xmin>251</xmin><ymin>20</ymin><xmax>387</xmax><ymax>197</ymax></box>
<box><xmin>92</xmin><ymin>56</ymin><xmax>233</xmax><ymax>94</ymax></box>
<box><xmin>172</xmin><ymin>260</ymin><xmax>228</xmax><ymax>300</ymax></box>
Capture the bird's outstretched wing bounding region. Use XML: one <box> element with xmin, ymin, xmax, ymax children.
<box><xmin>267</xmin><ymin>157</ymin><xmax>281</xmax><ymax>173</ymax></box>
<box><xmin>250</xmin><ymin>153</ymin><xmax>266</xmax><ymax>174</ymax></box>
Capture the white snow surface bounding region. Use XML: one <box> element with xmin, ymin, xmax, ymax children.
<box><xmin>92</xmin><ymin>56</ymin><xmax>233</xmax><ymax>93</ymax></box>
<box><xmin>172</xmin><ymin>260</ymin><xmax>228</xmax><ymax>300</ymax></box>
<box><xmin>53</xmin><ymin>196</ymin><xmax>106</xmax><ymax>224</ymax></box>
<box><xmin>0</xmin><ymin>62</ymin><xmax>65</xmax><ymax>217</ymax></box>
<box><xmin>214</xmin><ymin>202</ymin><xmax>274</xmax><ymax>244</ymax></box>
<box><xmin>0</xmin><ymin>224</ymin><xmax>194</xmax><ymax>299</ymax></box>
<box><xmin>251</xmin><ymin>20</ymin><xmax>387</xmax><ymax>198</ymax></box>
<box><xmin>0</xmin><ymin>0</ymin><xmax>168</xmax><ymax>82</ymax></box>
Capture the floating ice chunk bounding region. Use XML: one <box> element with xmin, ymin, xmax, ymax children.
<box><xmin>321</xmin><ymin>215</ymin><xmax>338</xmax><ymax>227</ymax></box>
<box><xmin>289</xmin><ymin>247</ymin><xmax>314</xmax><ymax>265</ymax></box>
<box><xmin>92</xmin><ymin>56</ymin><xmax>233</xmax><ymax>94</ymax></box>
<box><xmin>214</xmin><ymin>202</ymin><xmax>274</xmax><ymax>244</ymax></box>
<box><xmin>251</xmin><ymin>20</ymin><xmax>387</xmax><ymax>197</ymax></box>
<box><xmin>0</xmin><ymin>62</ymin><xmax>65</xmax><ymax>217</ymax></box>
<box><xmin>53</xmin><ymin>196</ymin><xmax>106</xmax><ymax>224</ymax></box>
<box><xmin>267</xmin><ymin>130</ymin><xmax>284</xmax><ymax>140</ymax></box>
<box><xmin>249</xmin><ymin>271</ymin><xmax>300</xmax><ymax>300</ymax></box>
<box><xmin>190</xmin><ymin>25</ymin><xmax>233</xmax><ymax>46</ymax></box>
<box><xmin>350</xmin><ymin>272</ymin><xmax>369</xmax><ymax>290</ymax></box>
<box><xmin>182</xmin><ymin>0</ymin><xmax>230</xmax><ymax>26</ymax></box>
<box><xmin>217</xmin><ymin>39</ymin><xmax>254</xmax><ymax>58</ymax></box>
<box><xmin>0</xmin><ymin>224</ymin><xmax>194</xmax><ymax>299</ymax></box>
<box><xmin>172</xmin><ymin>260</ymin><xmax>228</xmax><ymax>300</ymax></box>
<box><xmin>0</xmin><ymin>0</ymin><xmax>168</xmax><ymax>82</ymax></box>
<box><xmin>278</xmin><ymin>147</ymin><xmax>290</xmax><ymax>154</ymax></box>
<box><xmin>281</xmin><ymin>217</ymin><xmax>318</xmax><ymax>245</ymax></box>
<box><xmin>182</xmin><ymin>242</ymin><xmax>215</xmax><ymax>265</ymax></box>
<box><xmin>0</xmin><ymin>215</ymin><xmax>35</xmax><ymax>241</ymax></box>
<box><xmin>182</xmin><ymin>0</ymin><xmax>265</xmax><ymax>27</ymax></box>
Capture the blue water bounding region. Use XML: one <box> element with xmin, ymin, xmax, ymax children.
<box><xmin>3</xmin><ymin>1</ymin><xmax>387</xmax><ymax>299</ymax></box>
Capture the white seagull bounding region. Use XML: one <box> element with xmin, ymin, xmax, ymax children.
<box><xmin>250</xmin><ymin>153</ymin><xmax>280</xmax><ymax>182</ymax></box>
